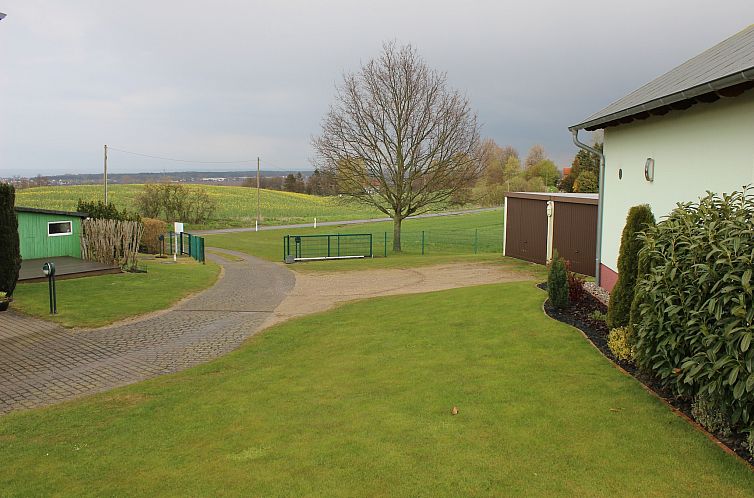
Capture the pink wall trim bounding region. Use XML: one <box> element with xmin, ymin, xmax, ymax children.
<box><xmin>600</xmin><ymin>264</ymin><xmax>619</xmax><ymax>292</ymax></box>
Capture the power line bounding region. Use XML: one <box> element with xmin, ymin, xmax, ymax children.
<box><xmin>106</xmin><ymin>146</ymin><xmax>308</xmax><ymax>172</ymax></box>
<box><xmin>107</xmin><ymin>146</ymin><xmax>258</xmax><ymax>164</ymax></box>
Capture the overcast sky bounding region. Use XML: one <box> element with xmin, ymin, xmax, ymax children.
<box><xmin>1</xmin><ymin>1</ymin><xmax>752</xmax><ymax>176</ymax></box>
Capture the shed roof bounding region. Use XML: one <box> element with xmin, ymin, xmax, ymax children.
<box><xmin>505</xmin><ymin>192</ymin><xmax>598</xmax><ymax>205</ymax></box>
<box><xmin>570</xmin><ymin>25</ymin><xmax>754</xmax><ymax>131</ymax></box>
<box><xmin>14</xmin><ymin>206</ymin><xmax>89</xmax><ymax>218</ymax></box>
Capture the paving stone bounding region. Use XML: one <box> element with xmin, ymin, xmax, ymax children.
<box><xmin>0</xmin><ymin>250</ymin><xmax>294</xmax><ymax>415</ymax></box>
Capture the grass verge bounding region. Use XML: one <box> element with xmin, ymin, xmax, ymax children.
<box><xmin>11</xmin><ymin>257</ymin><xmax>220</xmax><ymax>328</ymax></box>
<box><xmin>205</xmin><ymin>209</ymin><xmax>508</xmax><ymax>271</ymax></box>
<box><xmin>0</xmin><ymin>282</ymin><xmax>751</xmax><ymax>496</ymax></box>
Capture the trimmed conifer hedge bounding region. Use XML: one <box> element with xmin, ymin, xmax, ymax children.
<box><xmin>607</xmin><ymin>204</ymin><xmax>655</xmax><ymax>329</ymax></box>
<box><xmin>0</xmin><ymin>183</ymin><xmax>21</xmax><ymax>298</ymax></box>
<box><xmin>547</xmin><ymin>250</ymin><xmax>569</xmax><ymax>309</ymax></box>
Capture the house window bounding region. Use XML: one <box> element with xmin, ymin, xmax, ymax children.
<box><xmin>48</xmin><ymin>221</ymin><xmax>73</xmax><ymax>236</ymax></box>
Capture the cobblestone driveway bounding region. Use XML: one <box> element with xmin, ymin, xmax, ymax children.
<box><xmin>0</xmin><ymin>249</ymin><xmax>294</xmax><ymax>415</ymax></box>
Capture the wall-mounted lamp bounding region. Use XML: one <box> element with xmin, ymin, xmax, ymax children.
<box><xmin>644</xmin><ymin>158</ymin><xmax>655</xmax><ymax>182</ymax></box>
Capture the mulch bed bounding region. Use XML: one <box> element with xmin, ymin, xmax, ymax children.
<box><xmin>537</xmin><ymin>282</ymin><xmax>754</xmax><ymax>468</ymax></box>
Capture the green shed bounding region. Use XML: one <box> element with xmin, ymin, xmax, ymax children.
<box><xmin>15</xmin><ymin>207</ymin><xmax>88</xmax><ymax>260</ymax></box>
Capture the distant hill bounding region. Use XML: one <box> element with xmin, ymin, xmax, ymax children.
<box><xmin>2</xmin><ymin>170</ymin><xmax>312</xmax><ymax>187</ymax></box>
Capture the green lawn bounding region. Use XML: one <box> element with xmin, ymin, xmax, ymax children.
<box><xmin>206</xmin><ymin>208</ymin><xmax>506</xmax><ymax>271</ymax></box>
<box><xmin>11</xmin><ymin>256</ymin><xmax>220</xmax><ymax>328</ymax></box>
<box><xmin>1</xmin><ymin>282</ymin><xmax>751</xmax><ymax>496</ymax></box>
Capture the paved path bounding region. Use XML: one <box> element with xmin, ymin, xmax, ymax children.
<box><xmin>195</xmin><ymin>207</ymin><xmax>498</xmax><ymax>235</ymax></box>
<box><xmin>0</xmin><ymin>250</ymin><xmax>294</xmax><ymax>415</ymax></box>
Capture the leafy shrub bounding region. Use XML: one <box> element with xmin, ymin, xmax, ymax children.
<box><xmin>0</xmin><ymin>183</ymin><xmax>21</xmax><ymax>298</ymax></box>
<box><xmin>747</xmin><ymin>431</ymin><xmax>754</xmax><ymax>455</ymax></box>
<box><xmin>607</xmin><ymin>205</ymin><xmax>655</xmax><ymax>329</ymax></box>
<box><xmin>136</xmin><ymin>184</ymin><xmax>218</xmax><ymax>224</ymax></box>
<box><xmin>691</xmin><ymin>394</ymin><xmax>732</xmax><ymax>438</ymax></box>
<box><xmin>590</xmin><ymin>310</ymin><xmax>607</xmax><ymax>322</ymax></box>
<box><xmin>76</xmin><ymin>199</ymin><xmax>140</xmax><ymax>221</ymax></box>
<box><xmin>140</xmin><ymin>218</ymin><xmax>167</xmax><ymax>254</ymax></box>
<box><xmin>565</xmin><ymin>261</ymin><xmax>585</xmax><ymax>303</ymax></box>
<box><xmin>633</xmin><ymin>189</ymin><xmax>754</xmax><ymax>430</ymax></box>
<box><xmin>547</xmin><ymin>251</ymin><xmax>569</xmax><ymax>309</ymax></box>
<box><xmin>607</xmin><ymin>327</ymin><xmax>635</xmax><ymax>363</ymax></box>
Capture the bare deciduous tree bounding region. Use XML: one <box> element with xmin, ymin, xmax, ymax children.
<box><xmin>312</xmin><ymin>42</ymin><xmax>482</xmax><ymax>251</ymax></box>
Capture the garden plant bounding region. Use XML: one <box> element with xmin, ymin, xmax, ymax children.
<box><xmin>633</xmin><ymin>189</ymin><xmax>754</xmax><ymax>438</ymax></box>
<box><xmin>0</xmin><ymin>183</ymin><xmax>21</xmax><ymax>308</ymax></box>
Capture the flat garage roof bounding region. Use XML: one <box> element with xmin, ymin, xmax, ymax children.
<box><xmin>504</xmin><ymin>192</ymin><xmax>598</xmax><ymax>205</ymax></box>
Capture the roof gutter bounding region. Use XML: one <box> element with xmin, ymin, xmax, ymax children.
<box><xmin>569</xmin><ymin>67</ymin><xmax>754</xmax><ymax>132</ymax></box>
<box><xmin>571</xmin><ymin>129</ymin><xmax>605</xmax><ymax>286</ymax></box>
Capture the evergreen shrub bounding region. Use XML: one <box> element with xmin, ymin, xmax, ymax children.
<box><xmin>633</xmin><ymin>189</ymin><xmax>754</xmax><ymax>430</ymax></box>
<box><xmin>607</xmin><ymin>205</ymin><xmax>655</xmax><ymax>329</ymax></box>
<box><xmin>547</xmin><ymin>250</ymin><xmax>569</xmax><ymax>309</ymax></box>
<box><xmin>0</xmin><ymin>183</ymin><xmax>21</xmax><ymax>298</ymax></box>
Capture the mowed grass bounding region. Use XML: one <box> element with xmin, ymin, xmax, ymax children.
<box><xmin>15</xmin><ymin>184</ymin><xmax>386</xmax><ymax>229</ymax></box>
<box><xmin>0</xmin><ymin>282</ymin><xmax>751</xmax><ymax>496</ymax></box>
<box><xmin>205</xmin><ymin>208</ymin><xmax>509</xmax><ymax>271</ymax></box>
<box><xmin>11</xmin><ymin>257</ymin><xmax>219</xmax><ymax>328</ymax></box>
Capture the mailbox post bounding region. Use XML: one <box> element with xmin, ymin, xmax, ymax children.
<box><xmin>42</xmin><ymin>262</ymin><xmax>57</xmax><ymax>314</ymax></box>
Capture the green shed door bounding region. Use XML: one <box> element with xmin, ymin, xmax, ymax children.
<box><xmin>17</xmin><ymin>212</ymin><xmax>82</xmax><ymax>260</ymax></box>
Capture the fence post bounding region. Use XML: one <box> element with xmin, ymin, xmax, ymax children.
<box><xmin>384</xmin><ymin>232</ymin><xmax>387</xmax><ymax>257</ymax></box>
<box><xmin>200</xmin><ymin>237</ymin><xmax>205</xmax><ymax>264</ymax></box>
<box><xmin>283</xmin><ymin>236</ymin><xmax>287</xmax><ymax>261</ymax></box>
<box><xmin>474</xmin><ymin>229</ymin><xmax>478</xmax><ymax>254</ymax></box>
<box><xmin>421</xmin><ymin>231</ymin><xmax>425</xmax><ymax>255</ymax></box>
<box><xmin>327</xmin><ymin>235</ymin><xmax>331</xmax><ymax>258</ymax></box>
<box><xmin>369</xmin><ymin>234</ymin><xmax>373</xmax><ymax>258</ymax></box>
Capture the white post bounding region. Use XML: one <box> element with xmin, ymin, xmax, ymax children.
<box><xmin>546</xmin><ymin>200</ymin><xmax>555</xmax><ymax>263</ymax></box>
<box><xmin>314</xmin><ymin>217</ymin><xmax>317</xmax><ymax>229</ymax></box>
<box><xmin>174</xmin><ymin>222</ymin><xmax>184</xmax><ymax>262</ymax></box>
<box><xmin>255</xmin><ymin>219</ymin><xmax>258</xmax><ymax>232</ymax></box>
<box><xmin>502</xmin><ymin>196</ymin><xmax>508</xmax><ymax>256</ymax></box>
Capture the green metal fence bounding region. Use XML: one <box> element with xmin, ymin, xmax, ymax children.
<box><xmin>168</xmin><ymin>231</ymin><xmax>206</xmax><ymax>263</ymax></box>
<box><xmin>378</xmin><ymin>226</ymin><xmax>504</xmax><ymax>256</ymax></box>
<box><xmin>283</xmin><ymin>234</ymin><xmax>373</xmax><ymax>261</ymax></box>
<box><xmin>281</xmin><ymin>226</ymin><xmax>503</xmax><ymax>262</ymax></box>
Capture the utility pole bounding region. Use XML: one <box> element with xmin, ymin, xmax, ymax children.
<box><xmin>104</xmin><ymin>144</ymin><xmax>108</xmax><ymax>204</ymax></box>
<box><xmin>256</xmin><ymin>156</ymin><xmax>260</xmax><ymax>231</ymax></box>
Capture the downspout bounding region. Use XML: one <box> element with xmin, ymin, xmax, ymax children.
<box><xmin>571</xmin><ymin>129</ymin><xmax>605</xmax><ymax>287</ymax></box>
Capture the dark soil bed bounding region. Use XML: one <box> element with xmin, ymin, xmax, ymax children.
<box><xmin>538</xmin><ymin>282</ymin><xmax>753</xmax><ymax>467</ymax></box>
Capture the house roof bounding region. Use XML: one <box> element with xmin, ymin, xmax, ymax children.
<box><xmin>570</xmin><ymin>25</ymin><xmax>754</xmax><ymax>132</ymax></box>
<box><xmin>14</xmin><ymin>206</ymin><xmax>89</xmax><ymax>218</ymax></box>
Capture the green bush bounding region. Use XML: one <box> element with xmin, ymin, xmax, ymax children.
<box><xmin>547</xmin><ymin>250</ymin><xmax>569</xmax><ymax>309</ymax></box>
<box><xmin>607</xmin><ymin>327</ymin><xmax>635</xmax><ymax>363</ymax></box>
<box><xmin>747</xmin><ymin>431</ymin><xmax>754</xmax><ymax>455</ymax></box>
<box><xmin>76</xmin><ymin>199</ymin><xmax>140</xmax><ymax>221</ymax></box>
<box><xmin>607</xmin><ymin>205</ymin><xmax>655</xmax><ymax>329</ymax></box>
<box><xmin>691</xmin><ymin>394</ymin><xmax>732</xmax><ymax>438</ymax></box>
<box><xmin>0</xmin><ymin>183</ymin><xmax>21</xmax><ymax>298</ymax></box>
<box><xmin>633</xmin><ymin>189</ymin><xmax>754</xmax><ymax>430</ymax></box>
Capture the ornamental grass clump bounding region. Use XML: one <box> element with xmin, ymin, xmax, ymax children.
<box><xmin>633</xmin><ymin>188</ymin><xmax>754</xmax><ymax>431</ymax></box>
<box><xmin>607</xmin><ymin>204</ymin><xmax>655</xmax><ymax>329</ymax></box>
<box><xmin>547</xmin><ymin>251</ymin><xmax>569</xmax><ymax>309</ymax></box>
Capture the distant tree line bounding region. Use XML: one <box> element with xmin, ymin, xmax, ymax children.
<box><xmin>242</xmin><ymin>169</ymin><xmax>338</xmax><ymax>196</ymax></box>
<box><xmin>477</xmin><ymin>140</ymin><xmax>560</xmax><ymax>206</ymax></box>
<box><xmin>559</xmin><ymin>142</ymin><xmax>602</xmax><ymax>193</ymax></box>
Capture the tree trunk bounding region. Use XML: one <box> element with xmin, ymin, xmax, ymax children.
<box><xmin>392</xmin><ymin>216</ymin><xmax>402</xmax><ymax>252</ymax></box>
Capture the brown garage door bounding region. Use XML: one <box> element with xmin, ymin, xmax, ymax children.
<box><xmin>552</xmin><ymin>201</ymin><xmax>597</xmax><ymax>276</ymax></box>
<box><xmin>505</xmin><ymin>197</ymin><xmax>548</xmax><ymax>265</ymax></box>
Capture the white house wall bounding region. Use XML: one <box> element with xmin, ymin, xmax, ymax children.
<box><xmin>601</xmin><ymin>89</ymin><xmax>754</xmax><ymax>286</ymax></box>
